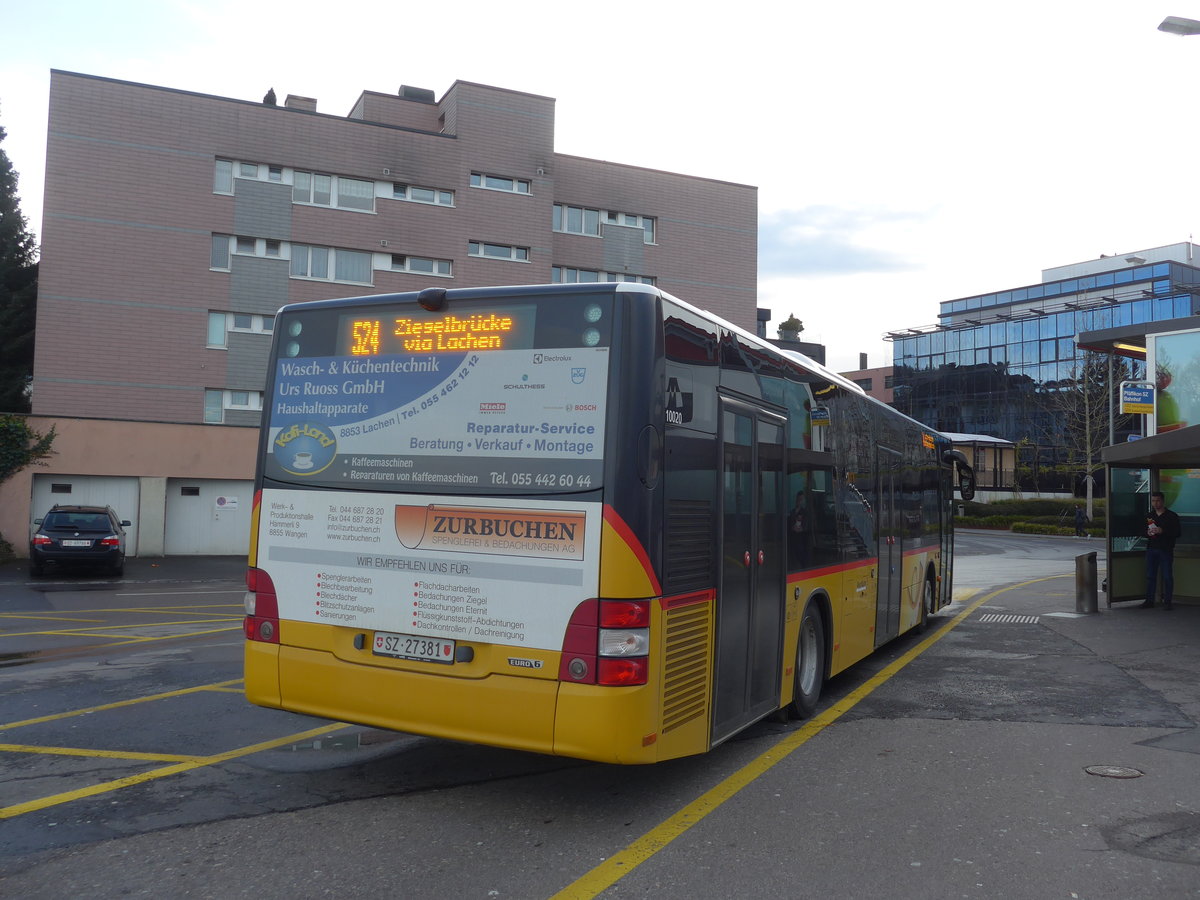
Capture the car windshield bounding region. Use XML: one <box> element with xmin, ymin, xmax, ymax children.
<box><xmin>43</xmin><ymin>513</ymin><xmax>112</xmax><ymax>531</ymax></box>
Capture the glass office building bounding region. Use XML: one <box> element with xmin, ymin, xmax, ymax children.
<box><xmin>889</xmin><ymin>244</ymin><xmax>1200</xmax><ymax>488</ymax></box>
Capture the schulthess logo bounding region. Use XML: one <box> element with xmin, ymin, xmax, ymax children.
<box><xmin>479</xmin><ymin>402</ymin><xmax>506</xmax><ymax>414</ymax></box>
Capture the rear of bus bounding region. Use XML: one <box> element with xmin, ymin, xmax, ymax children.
<box><xmin>244</xmin><ymin>284</ymin><xmax>684</xmax><ymax>763</ymax></box>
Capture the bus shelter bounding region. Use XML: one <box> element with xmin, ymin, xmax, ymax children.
<box><xmin>1102</xmin><ymin>424</ymin><xmax>1200</xmax><ymax>606</ymax></box>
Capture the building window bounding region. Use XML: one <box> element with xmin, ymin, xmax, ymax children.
<box><xmin>393</xmin><ymin>183</ymin><xmax>454</xmax><ymax>206</ymax></box>
<box><xmin>390</xmin><ymin>254</ymin><xmax>452</xmax><ymax>276</ymax></box>
<box><xmin>294</xmin><ymin>171</ymin><xmax>375</xmax><ymax>211</ymax></box>
<box><xmin>884</xmin><ymin>375</ymin><xmax>894</xmax><ymax>389</ymax></box>
<box><xmin>268</xmin><ymin>166</ymin><xmax>283</xmax><ymax>182</ymax></box>
<box><xmin>294</xmin><ymin>171</ymin><xmax>329</xmax><ymax>205</ymax></box>
<box><xmin>553</xmin><ymin>266</ymin><xmax>654</xmax><ymax>285</ymax></box>
<box><xmin>553</xmin><ymin>204</ymin><xmax>601</xmax><ymax>236</ymax></box>
<box><xmin>211</xmin><ymin>234</ymin><xmax>231</xmax><ymax>270</ymax></box>
<box><xmin>239</xmin><ymin>162</ymin><xmax>258</xmax><ymax>178</ymax></box>
<box><xmin>204</xmin><ymin>388</ymin><xmax>263</xmax><ymax>423</ymax></box>
<box><xmin>212</xmin><ymin>234</ymin><xmax>290</xmax><ymax>267</ymax></box>
<box><xmin>470</xmin><ymin>173</ymin><xmax>530</xmax><ymax>194</ymax></box>
<box><xmin>605</xmin><ymin>210</ymin><xmax>656</xmax><ymax>244</ymax></box>
<box><xmin>469</xmin><ymin>241</ymin><xmax>529</xmax><ymax>262</ymax></box>
<box><xmin>292</xmin><ymin>245</ymin><xmax>373</xmax><ymax>284</ymax></box>
<box><xmin>854</xmin><ymin>378</ymin><xmax>874</xmax><ymax>391</ymax></box>
<box><xmin>336</xmin><ymin>176</ymin><xmax>375</xmax><ymax>211</ymax></box>
<box><xmin>208</xmin><ymin>312</ymin><xmax>275</xmax><ymax>349</ymax></box>
<box><xmin>213</xmin><ymin>159</ymin><xmax>233</xmax><ymax>194</ymax></box>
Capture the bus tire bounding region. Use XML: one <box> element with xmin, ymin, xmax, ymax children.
<box><xmin>790</xmin><ymin>600</ymin><xmax>825</xmax><ymax>719</ymax></box>
<box><xmin>917</xmin><ymin>574</ymin><xmax>935</xmax><ymax>632</ymax></box>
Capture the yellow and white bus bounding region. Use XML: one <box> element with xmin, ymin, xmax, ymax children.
<box><xmin>244</xmin><ymin>283</ymin><xmax>974</xmax><ymax>763</ymax></box>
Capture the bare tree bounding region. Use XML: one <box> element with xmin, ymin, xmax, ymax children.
<box><xmin>1031</xmin><ymin>351</ymin><xmax>1133</xmax><ymax>520</ymax></box>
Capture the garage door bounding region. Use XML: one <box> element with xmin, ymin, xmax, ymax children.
<box><xmin>31</xmin><ymin>474</ymin><xmax>141</xmax><ymax>555</ymax></box>
<box><xmin>164</xmin><ymin>479</ymin><xmax>252</xmax><ymax>555</ymax></box>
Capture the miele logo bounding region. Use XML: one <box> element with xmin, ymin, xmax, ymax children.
<box><xmin>507</xmin><ymin>657</ymin><xmax>544</xmax><ymax>669</ymax></box>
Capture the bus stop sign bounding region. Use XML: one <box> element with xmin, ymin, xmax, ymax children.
<box><xmin>1120</xmin><ymin>381</ymin><xmax>1154</xmax><ymax>415</ymax></box>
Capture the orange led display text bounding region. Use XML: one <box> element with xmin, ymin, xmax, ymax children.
<box><xmin>347</xmin><ymin>314</ymin><xmax>515</xmax><ymax>355</ymax></box>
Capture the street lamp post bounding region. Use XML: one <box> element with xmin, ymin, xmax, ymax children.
<box><xmin>1160</xmin><ymin>15</ymin><xmax>1200</xmax><ymax>35</ymax></box>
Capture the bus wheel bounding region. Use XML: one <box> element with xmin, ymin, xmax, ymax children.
<box><xmin>917</xmin><ymin>575</ymin><xmax>935</xmax><ymax>632</ymax></box>
<box><xmin>790</xmin><ymin>601</ymin><xmax>825</xmax><ymax>719</ymax></box>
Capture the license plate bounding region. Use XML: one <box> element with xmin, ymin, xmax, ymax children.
<box><xmin>61</xmin><ymin>539</ymin><xmax>92</xmax><ymax>547</ymax></box>
<box><xmin>372</xmin><ymin>631</ymin><xmax>455</xmax><ymax>664</ymax></box>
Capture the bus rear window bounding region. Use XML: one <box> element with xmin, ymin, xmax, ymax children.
<box><xmin>263</xmin><ymin>293</ymin><xmax>612</xmax><ymax>494</ymax></box>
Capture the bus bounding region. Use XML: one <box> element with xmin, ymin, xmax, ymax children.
<box><xmin>244</xmin><ymin>283</ymin><xmax>975</xmax><ymax>764</ymax></box>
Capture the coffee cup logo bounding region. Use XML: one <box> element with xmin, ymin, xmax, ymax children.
<box><xmin>274</xmin><ymin>422</ymin><xmax>337</xmax><ymax>476</ymax></box>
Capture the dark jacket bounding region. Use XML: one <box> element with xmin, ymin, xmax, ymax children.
<box><xmin>1147</xmin><ymin>508</ymin><xmax>1182</xmax><ymax>552</ymax></box>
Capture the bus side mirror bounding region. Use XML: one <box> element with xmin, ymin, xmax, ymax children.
<box><xmin>942</xmin><ymin>449</ymin><xmax>976</xmax><ymax>502</ymax></box>
<box><xmin>958</xmin><ymin>467</ymin><xmax>976</xmax><ymax>502</ymax></box>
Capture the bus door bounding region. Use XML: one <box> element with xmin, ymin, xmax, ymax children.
<box><xmin>875</xmin><ymin>446</ymin><xmax>903</xmax><ymax>646</ymax></box>
<box><xmin>712</xmin><ymin>400</ymin><xmax>786</xmax><ymax>743</ymax></box>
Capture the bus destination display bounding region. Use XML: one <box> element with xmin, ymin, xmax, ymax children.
<box><xmin>343</xmin><ymin>312</ymin><xmax>519</xmax><ymax>355</ymax></box>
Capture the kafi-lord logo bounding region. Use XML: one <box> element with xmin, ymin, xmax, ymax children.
<box><xmin>479</xmin><ymin>402</ymin><xmax>507</xmax><ymax>414</ymax></box>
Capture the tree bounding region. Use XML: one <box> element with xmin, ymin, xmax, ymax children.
<box><xmin>1032</xmin><ymin>352</ymin><xmax>1133</xmax><ymax>519</ymax></box>
<box><xmin>0</xmin><ymin>414</ymin><xmax>54</xmax><ymax>483</ymax></box>
<box><xmin>0</xmin><ymin>414</ymin><xmax>55</xmax><ymax>558</ymax></box>
<box><xmin>777</xmin><ymin>314</ymin><xmax>803</xmax><ymax>338</ymax></box>
<box><xmin>0</xmin><ymin>110</ymin><xmax>39</xmax><ymax>413</ymax></box>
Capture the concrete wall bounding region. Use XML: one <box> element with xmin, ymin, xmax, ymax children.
<box><xmin>1</xmin><ymin>417</ymin><xmax>258</xmax><ymax>557</ymax></box>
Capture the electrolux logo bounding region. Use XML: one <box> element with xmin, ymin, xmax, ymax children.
<box><xmin>533</xmin><ymin>353</ymin><xmax>572</xmax><ymax>364</ymax></box>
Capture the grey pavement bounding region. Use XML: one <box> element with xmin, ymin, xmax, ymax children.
<box><xmin>1</xmin><ymin>550</ymin><xmax>1198</xmax><ymax>897</ymax></box>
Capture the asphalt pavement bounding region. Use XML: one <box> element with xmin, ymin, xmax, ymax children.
<box><xmin>0</xmin><ymin>546</ymin><xmax>1197</xmax><ymax>896</ymax></box>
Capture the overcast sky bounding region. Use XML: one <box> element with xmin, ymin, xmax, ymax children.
<box><xmin>4</xmin><ymin>1</ymin><xmax>1199</xmax><ymax>372</ymax></box>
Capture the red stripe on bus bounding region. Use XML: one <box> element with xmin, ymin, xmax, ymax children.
<box><xmin>603</xmin><ymin>505</ymin><xmax>662</xmax><ymax>596</ymax></box>
<box><xmin>661</xmin><ymin>590</ymin><xmax>714</xmax><ymax>610</ymax></box>
<box><xmin>788</xmin><ymin>559</ymin><xmax>878</xmax><ymax>579</ymax></box>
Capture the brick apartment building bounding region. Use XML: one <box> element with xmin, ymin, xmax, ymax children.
<box><xmin>2</xmin><ymin>70</ymin><xmax>757</xmax><ymax>557</ymax></box>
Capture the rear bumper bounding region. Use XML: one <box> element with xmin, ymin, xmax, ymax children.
<box><xmin>31</xmin><ymin>548</ymin><xmax>123</xmax><ymax>567</ymax></box>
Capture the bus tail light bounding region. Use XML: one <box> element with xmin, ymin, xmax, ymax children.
<box><xmin>244</xmin><ymin>567</ymin><xmax>280</xmax><ymax>644</ymax></box>
<box><xmin>598</xmin><ymin>657</ymin><xmax>649</xmax><ymax>686</ymax></box>
<box><xmin>560</xmin><ymin>599</ymin><xmax>651</xmax><ymax>686</ymax></box>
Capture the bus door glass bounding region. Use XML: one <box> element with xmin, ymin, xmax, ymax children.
<box><xmin>875</xmin><ymin>446</ymin><xmax>903</xmax><ymax>646</ymax></box>
<box><xmin>713</xmin><ymin>400</ymin><xmax>785</xmax><ymax>742</ymax></box>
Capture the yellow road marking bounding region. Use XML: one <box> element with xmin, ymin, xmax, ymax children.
<box><xmin>1</xmin><ymin>679</ymin><xmax>244</xmax><ymax>730</ymax></box>
<box><xmin>551</xmin><ymin>580</ymin><xmax>1044</xmax><ymax>899</ymax></box>
<box><xmin>0</xmin><ymin>744</ymin><xmax>204</xmax><ymax>763</ymax></box>
<box><xmin>2</xmin><ymin>619</ymin><xmax>240</xmax><ymax>638</ymax></box>
<box><xmin>0</xmin><ymin>723</ymin><xmax>349</xmax><ymax>820</ymax></box>
<box><xmin>0</xmin><ymin>615</ymin><xmax>105</xmax><ymax>624</ymax></box>
<box><xmin>115</xmin><ymin>591</ymin><xmax>244</xmax><ymax>597</ymax></box>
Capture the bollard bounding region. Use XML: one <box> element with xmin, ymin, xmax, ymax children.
<box><xmin>1075</xmin><ymin>551</ymin><xmax>1098</xmax><ymax>614</ymax></box>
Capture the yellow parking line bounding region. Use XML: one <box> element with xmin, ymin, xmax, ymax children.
<box><xmin>0</xmin><ymin>743</ymin><xmax>204</xmax><ymax>763</ymax></box>
<box><xmin>1</xmin><ymin>679</ymin><xmax>244</xmax><ymax>730</ymax></box>
<box><xmin>551</xmin><ymin>582</ymin><xmax>1044</xmax><ymax>900</ymax></box>
<box><xmin>0</xmin><ymin>723</ymin><xmax>350</xmax><ymax>820</ymax></box>
<box><xmin>2</xmin><ymin>618</ymin><xmax>241</xmax><ymax>638</ymax></box>
<box><xmin>0</xmin><ymin>614</ymin><xmax>105</xmax><ymax>624</ymax></box>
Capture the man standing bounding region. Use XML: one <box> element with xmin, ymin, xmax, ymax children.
<box><xmin>1141</xmin><ymin>491</ymin><xmax>1182</xmax><ymax>610</ymax></box>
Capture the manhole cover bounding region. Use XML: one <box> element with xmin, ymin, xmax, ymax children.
<box><xmin>1085</xmin><ymin>765</ymin><xmax>1144</xmax><ymax>779</ymax></box>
